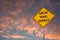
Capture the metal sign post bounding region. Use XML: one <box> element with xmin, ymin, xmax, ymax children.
<box><xmin>42</xmin><ymin>28</ymin><xmax>45</xmax><ymax>40</ymax></box>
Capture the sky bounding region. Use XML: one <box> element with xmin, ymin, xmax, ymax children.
<box><xmin>0</xmin><ymin>0</ymin><xmax>60</xmax><ymax>40</ymax></box>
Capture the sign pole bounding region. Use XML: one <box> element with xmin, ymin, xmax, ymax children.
<box><xmin>41</xmin><ymin>28</ymin><xmax>45</xmax><ymax>40</ymax></box>
<box><xmin>43</xmin><ymin>29</ymin><xmax>45</xmax><ymax>40</ymax></box>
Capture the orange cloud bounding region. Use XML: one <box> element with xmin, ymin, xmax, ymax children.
<box><xmin>0</xmin><ymin>30</ymin><xmax>3</xmax><ymax>33</ymax></box>
<box><xmin>2</xmin><ymin>35</ymin><xmax>26</xmax><ymax>39</ymax></box>
<box><xmin>45</xmin><ymin>33</ymin><xmax>60</xmax><ymax>40</ymax></box>
<box><xmin>11</xmin><ymin>9</ymin><xmax>22</xmax><ymax>16</ymax></box>
<box><xmin>2</xmin><ymin>35</ymin><xmax>10</xmax><ymax>39</ymax></box>
<box><xmin>11</xmin><ymin>35</ymin><xmax>26</xmax><ymax>39</ymax></box>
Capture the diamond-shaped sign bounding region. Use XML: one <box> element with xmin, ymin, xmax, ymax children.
<box><xmin>34</xmin><ymin>8</ymin><xmax>54</xmax><ymax>28</ymax></box>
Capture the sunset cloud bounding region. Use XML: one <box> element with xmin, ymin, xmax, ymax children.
<box><xmin>2</xmin><ymin>35</ymin><xmax>26</xmax><ymax>39</ymax></box>
<box><xmin>11</xmin><ymin>35</ymin><xmax>26</xmax><ymax>39</ymax></box>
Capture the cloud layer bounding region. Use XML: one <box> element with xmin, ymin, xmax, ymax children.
<box><xmin>0</xmin><ymin>0</ymin><xmax>60</xmax><ymax>40</ymax></box>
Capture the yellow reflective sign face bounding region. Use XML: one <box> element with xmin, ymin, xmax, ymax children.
<box><xmin>34</xmin><ymin>8</ymin><xmax>54</xmax><ymax>28</ymax></box>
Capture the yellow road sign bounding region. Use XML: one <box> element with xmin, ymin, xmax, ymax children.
<box><xmin>34</xmin><ymin>8</ymin><xmax>54</xmax><ymax>28</ymax></box>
